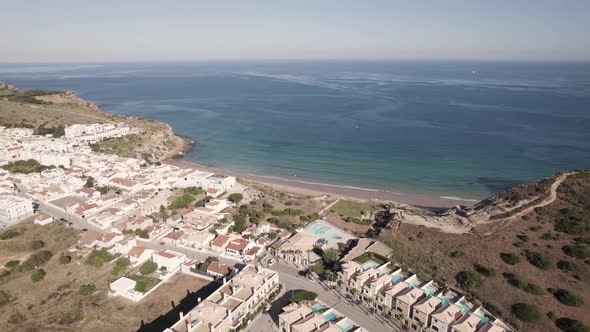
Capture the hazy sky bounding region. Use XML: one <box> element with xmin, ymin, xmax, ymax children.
<box><xmin>1</xmin><ymin>0</ymin><xmax>589</xmax><ymax>62</ymax></box>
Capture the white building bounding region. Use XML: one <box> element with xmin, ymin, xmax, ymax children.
<box><xmin>166</xmin><ymin>265</ymin><xmax>279</xmax><ymax>332</ymax></box>
<box><xmin>0</xmin><ymin>195</ymin><xmax>34</xmax><ymax>224</ymax></box>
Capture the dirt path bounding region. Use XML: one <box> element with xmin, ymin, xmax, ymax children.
<box><xmin>481</xmin><ymin>171</ymin><xmax>575</xmax><ymax>236</ymax></box>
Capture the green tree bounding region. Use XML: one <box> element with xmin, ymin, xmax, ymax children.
<box><xmin>140</xmin><ymin>261</ymin><xmax>158</xmax><ymax>275</ymax></box>
<box><xmin>512</xmin><ymin>303</ymin><xmax>541</xmax><ymax>324</ymax></box>
<box><xmin>322</xmin><ymin>248</ymin><xmax>341</xmax><ymax>269</ymax></box>
<box><xmin>553</xmin><ymin>289</ymin><xmax>584</xmax><ymax>307</ymax></box>
<box><xmin>526</xmin><ymin>251</ymin><xmax>554</xmax><ymax>270</ymax></box>
<box><xmin>555</xmin><ymin>318</ymin><xmax>590</xmax><ymax>332</ymax></box>
<box><xmin>228</xmin><ymin>193</ymin><xmax>243</xmax><ymax>204</ymax></box>
<box><xmin>455</xmin><ymin>271</ymin><xmax>482</xmax><ymax>289</ymax></box>
<box><xmin>59</xmin><ymin>255</ymin><xmax>71</xmax><ymax>264</ymax></box>
<box><xmin>31</xmin><ymin>270</ymin><xmax>46</xmax><ymax>282</ymax></box>
<box><xmin>79</xmin><ymin>284</ymin><xmax>96</xmax><ymax>296</ymax></box>
<box><xmin>84</xmin><ymin>177</ymin><xmax>94</xmax><ymax>188</ymax></box>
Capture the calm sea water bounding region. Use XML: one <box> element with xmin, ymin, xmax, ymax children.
<box><xmin>1</xmin><ymin>61</ymin><xmax>589</xmax><ymax>200</ymax></box>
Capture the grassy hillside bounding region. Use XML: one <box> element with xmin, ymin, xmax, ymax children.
<box><xmin>0</xmin><ymin>85</ymin><xmax>191</xmax><ymax>160</ymax></box>
<box><xmin>380</xmin><ymin>170</ymin><xmax>590</xmax><ymax>332</ymax></box>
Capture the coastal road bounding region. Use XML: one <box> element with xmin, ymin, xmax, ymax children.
<box><xmin>140</xmin><ymin>238</ymin><xmax>396</xmax><ymax>332</ymax></box>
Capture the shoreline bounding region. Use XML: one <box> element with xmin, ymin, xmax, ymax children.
<box><xmin>165</xmin><ymin>157</ymin><xmax>480</xmax><ymax>209</ymax></box>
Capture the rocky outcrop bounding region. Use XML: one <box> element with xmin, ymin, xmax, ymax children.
<box><xmin>0</xmin><ymin>83</ymin><xmax>16</xmax><ymax>90</ymax></box>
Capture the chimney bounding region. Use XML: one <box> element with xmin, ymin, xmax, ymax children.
<box><xmin>208</xmin><ymin>323</ymin><xmax>214</xmax><ymax>332</ymax></box>
<box><xmin>179</xmin><ymin>311</ymin><xmax>184</xmax><ymax>320</ymax></box>
<box><xmin>197</xmin><ymin>297</ymin><xmax>201</xmax><ymax>303</ymax></box>
<box><xmin>223</xmin><ymin>277</ymin><xmax>227</xmax><ymax>284</ymax></box>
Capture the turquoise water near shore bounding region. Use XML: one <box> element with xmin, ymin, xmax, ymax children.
<box><xmin>1</xmin><ymin>61</ymin><xmax>589</xmax><ymax>200</ymax></box>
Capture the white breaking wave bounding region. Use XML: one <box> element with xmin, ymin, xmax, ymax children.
<box><xmin>440</xmin><ymin>196</ymin><xmax>479</xmax><ymax>202</ymax></box>
<box><xmin>245</xmin><ymin>173</ymin><xmax>403</xmax><ymax>194</ymax></box>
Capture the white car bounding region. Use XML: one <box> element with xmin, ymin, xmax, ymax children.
<box><xmin>268</xmin><ymin>259</ymin><xmax>276</xmax><ymax>266</ymax></box>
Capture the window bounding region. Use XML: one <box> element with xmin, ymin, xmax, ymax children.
<box><xmin>432</xmin><ymin>326</ymin><xmax>439</xmax><ymax>332</ymax></box>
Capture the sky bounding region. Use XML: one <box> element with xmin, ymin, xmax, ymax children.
<box><xmin>1</xmin><ymin>0</ymin><xmax>589</xmax><ymax>62</ymax></box>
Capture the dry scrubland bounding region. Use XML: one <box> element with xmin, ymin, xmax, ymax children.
<box><xmin>0</xmin><ymin>220</ymin><xmax>210</xmax><ymax>332</ymax></box>
<box><xmin>380</xmin><ymin>171</ymin><xmax>590</xmax><ymax>332</ymax></box>
<box><xmin>0</xmin><ymin>88</ymin><xmax>190</xmax><ymax>160</ymax></box>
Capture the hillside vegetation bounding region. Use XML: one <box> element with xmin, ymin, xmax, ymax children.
<box><xmin>0</xmin><ymin>85</ymin><xmax>191</xmax><ymax>161</ymax></box>
<box><xmin>380</xmin><ymin>170</ymin><xmax>590</xmax><ymax>332</ymax></box>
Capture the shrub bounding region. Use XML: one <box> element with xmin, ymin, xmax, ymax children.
<box><xmin>289</xmin><ymin>290</ymin><xmax>318</xmax><ymax>303</ymax></box>
<box><xmin>505</xmin><ymin>273</ymin><xmax>544</xmax><ymax>295</ymax></box>
<box><xmin>553</xmin><ymin>289</ymin><xmax>584</xmax><ymax>307</ymax></box>
<box><xmin>500</xmin><ymin>253</ymin><xmax>520</xmax><ymax>265</ymax></box>
<box><xmin>562</xmin><ymin>245</ymin><xmax>588</xmax><ymax>259</ymax></box>
<box><xmin>135</xmin><ymin>280</ymin><xmax>146</xmax><ymax>292</ymax></box>
<box><xmin>474</xmin><ymin>263</ymin><xmax>496</xmax><ymax>277</ymax></box>
<box><xmin>557</xmin><ymin>261</ymin><xmax>576</xmax><ymax>272</ymax></box>
<box><xmin>0</xmin><ymin>229</ymin><xmax>20</xmax><ymax>240</ymax></box>
<box><xmin>30</xmin><ymin>240</ymin><xmax>45</xmax><ymax>250</ymax></box>
<box><xmin>555</xmin><ymin>318</ymin><xmax>590</xmax><ymax>332</ymax></box>
<box><xmin>512</xmin><ymin>303</ymin><xmax>541</xmax><ymax>324</ymax></box>
<box><xmin>112</xmin><ymin>257</ymin><xmax>131</xmax><ymax>276</ymax></box>
<box><xmin>184</xmin><ymin>187</ymin><xmax>204</xmax><ymax>196</ymax></box>
<box><xmin>0</xmin><ymin>290</ymin><xmax>9</xmax><ymax>307</ymax></box>
<box><xmin>517</xmin><ymin>234</ymin><xmax>529</xmax><ymax>242</ymax></box>
<box><xmin>541</xmin><ymin>233</ymin><xmax>560</xmax><ymax>241</ymax></box>
<box><xmin>79</xmin><ymin>284</ymin><xmax>96</xmax><ymax>296</ymax></box>
<box><xmin>140</xmin><ymin>261</ymin><xmax>158</xmax><ymax>275</ymax></box>
<box><xmin>455</xmin><ymin>271</ymin><xmax>482</xmax><ymax>289</ymax></box>
<box><xmin>31</xmin><ymin>270</ymin><xmax>46</xmax><ymax>282</ymax></box>
<box><xmin>547</xmin><ymin>311</ymin><xmax>558</xmax><ymax>321</ymax></box>
<box><xmin>228</xmin><ymin>193</ymin><xmax>243</xmax><ymax>204</ymax></box>
<box><xmin>24</xmin><ymin>250</ymin><xmax>53</xmax><ymax>268</ymax></box>
<box><xmin>168</xmin><ymin>193</ymin><xmax>195</xmax><ymax>210</ymax></box>
<box><xmin>85</xmin><ymin>248</ymin><xmax>113</xmax><ymax>268</ymax></box>
<box><xmin>484</xmin><ymin>302</ymin><xmax>502</xmax><ymax>317</ymax></box>
<box><xmin>59</xmin><ymin>255</ymin><xmax>71</xmax><ymax>264</ymax></box>
<box><xmin>134</xmin><ymin>229</ymin><xmax>149</xmax><ymax>239</ymax></box>
<box><xmin>449</xmin><ymin>250</ymin><xmax>464</xmax><ymax>258</ymax></box>
<box><xmin>526</xmin><ymin>251</ymin><xmax>554</xmax><ymax>270</ymax></box>
<box><xmin>4</xmin><ymin>260</ymin><xmax>20</xmax><ymax>269</ymax></box>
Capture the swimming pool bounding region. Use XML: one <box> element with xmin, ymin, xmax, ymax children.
<box><xmin>324</xmin><ymin>312</ymin><xmax>337</xmax><ymax>321</ymax></box>
<box><xmin>311</xmin><ymin>303</ymin><xmax>324</xmax><ymax>312</ymax></box>
<box><xmin>362</xmin><ymin>262</ymin><xmax>378</xmax><ymax>270</ymax></box>
<box><xmin>307</xmin><ymin>224</ymin><xmax>342</xmax><ymax>240</ymax></box>
<box><xmin>338</xmin><ymin>320</ymin><xmax>353</xmax><ymax>331</ymax></box>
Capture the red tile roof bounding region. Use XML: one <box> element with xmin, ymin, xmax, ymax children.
<box><xmin>211</xmin><ymin>235</ymin><xmax>230</xmax><ymax>248</ymax></box>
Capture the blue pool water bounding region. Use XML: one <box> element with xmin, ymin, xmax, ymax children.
<box><xmin>308</xmin><ymin>225</ymin><xmax>342</xmax><ymax>240</ymax></box>
<box><xmin>363</xmin><ymin>262</ymin><xmax>378</xmax><ymax>270</ymax></box>
<box><xmin>338</xmin><ymin>321</ymin><xmax>353</xmax><ymax>331</ymax></box>
<box><xmin>311</xmin><ymin>303</ymin><xmax>324</xmax><ymax>312</ymax></box>
<box><xmin>324</xmin><ymin>312</ymin><xmax>337</xmax><ymax>321</ymax></box>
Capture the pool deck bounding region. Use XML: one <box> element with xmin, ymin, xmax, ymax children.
<box><xmin>303</xmin><ymin>219</ymin><xmax>358</xmax><ymax>244</ymax></box>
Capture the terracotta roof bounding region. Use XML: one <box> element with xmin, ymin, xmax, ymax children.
<box><xmin>245</xmin><ymin>247</ymin><xmax>260</xmax><ymax>256</ymax></box>
<box><xmin>226</xmin><ymin>239</ymin><xmax>250</xmax><ymax>252</ymax></box>
<box><xmin>211</xmin><ymin>235</ymin><xmax>230</xmax><ymax>248</ymax></box>
<box><xmin>156</xmin><ymin>251</ymin><xmax>176</xmax><ymax>259</ymax></box>
<box><xmin>207</xmin><ymin>188</ymin><xmax>219</xmax><ymax>194</ymax></box>
<box><xmin>128</xmin><ymin>245</ymin><xmax>148</xmax><ymax>258</ymax></box>
<box><xmin>165</xmin><ymin>231</ymin><xmax>184</xmax><ymax>240</ymax></box>
<box><xmin>207</xmin><ymin>261</ymin><xmax>234</xmax><ymax>276</ymax></box>
<box><xmin>99</xmin><ymin>232</ymin><xmax>120</xmax><ymax>243</ymax></box>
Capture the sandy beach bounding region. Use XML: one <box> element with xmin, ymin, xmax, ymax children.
<box><xmin>166</xmin><ymin>158</ymin><xmax>479</xmax><ymax>209</ymax></box>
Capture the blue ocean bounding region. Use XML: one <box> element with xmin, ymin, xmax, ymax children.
<box><xmin>1</xmin><ymin>61</ymin><xmax>589</xmax><ymax>200</ymax></box>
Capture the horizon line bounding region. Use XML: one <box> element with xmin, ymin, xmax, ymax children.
<box><xmin>1</xmin><ymin>58</ymin><xmax>590</xmax><ymax>65</ymax></box>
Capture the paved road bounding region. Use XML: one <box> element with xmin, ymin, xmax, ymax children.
<box><xmin>250</xmin><ymin>262</ymin><xmax>401</xmax><ymax>332</ymax></box>
<box><xmin>30</xmin><ymin>190</ymin><xmax>398</xmax><ymax>332</ymax></box>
